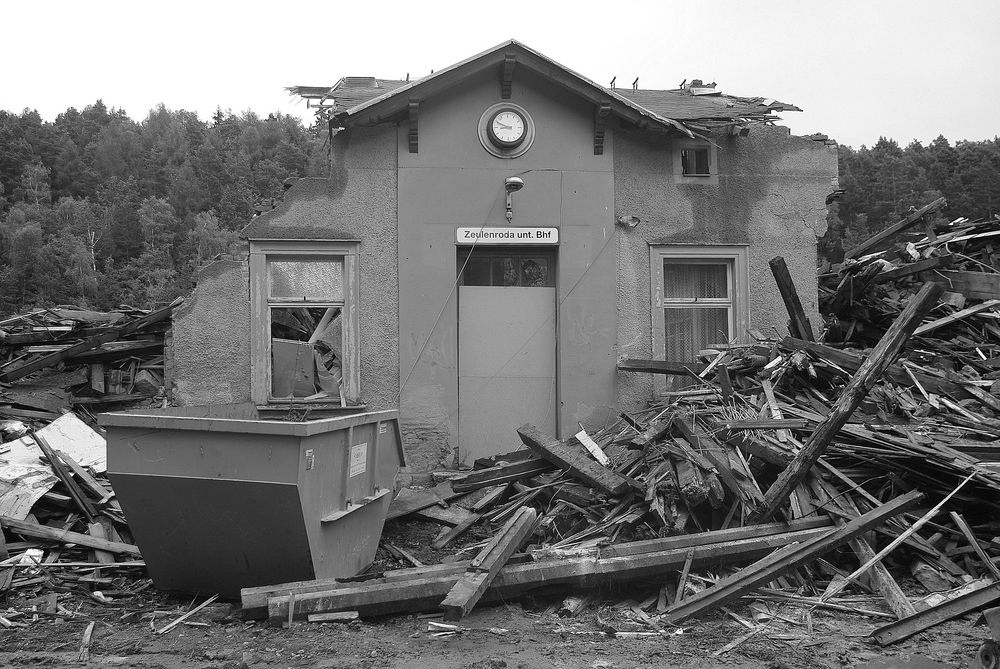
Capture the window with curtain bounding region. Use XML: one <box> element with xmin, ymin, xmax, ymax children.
<box><xmin>651</xmin><ymin>246</ymin><xmax>748</xmax><ymax>365</ymax></box>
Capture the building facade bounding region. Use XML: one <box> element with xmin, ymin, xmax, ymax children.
<box><xmin>169</xmin><ymin>41</ymin><xmax>837</xmax><ymax>474</ymax></box>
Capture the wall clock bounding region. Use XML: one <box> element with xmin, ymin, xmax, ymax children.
<box><xmin>478</xmin><ymin>103</ymin><xmax>535</xmax><ymax>158</ymax></box>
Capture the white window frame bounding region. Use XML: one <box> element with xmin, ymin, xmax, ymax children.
<box><xmin>673</xmin><ymin>139</ymin><xmax>718</xmax><ymax>185</ymax></box>
<box><xmin>249</xmin><ymin>239</ymin><xmax>360</xmax><ymax>406</ymax></box>
<box><xmin>650</xmin><ymin>245</ymin><xmax>750</xmax><ymax>370</ymax></box>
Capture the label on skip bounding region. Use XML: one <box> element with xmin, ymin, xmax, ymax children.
<box><xmin>350</xmin><ymin>442</ymin><xmax>368</xmax><ymax>477</ymax></box>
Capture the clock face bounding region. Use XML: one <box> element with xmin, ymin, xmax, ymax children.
<box><xmin>489</xmin><ymin>110</ymin><xmax>526</xmax><ymax>148</ymax></box>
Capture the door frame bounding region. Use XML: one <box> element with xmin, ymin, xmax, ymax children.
<box><xmin>456</xmin><ymin>245</ymin><xmax>560</xmax><ymax>461</ymax></box>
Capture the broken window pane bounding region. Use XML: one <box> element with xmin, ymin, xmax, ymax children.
<box><xmin>663</xmin><ymin>261</ymin><xmax>728</xmax><ymax>299</ymax></box>
<box><xmin>664</xmin><ymin>307</ymin><xmax>730</xmax><ymax>361</ymax></box>
<box><xmin>270</xmin><ymin>306</ymin><xmax>343</xmax><ymax>400</ymax></box>
<box><xmin>268</xmin><ymin>258</ymin><xmax>343</xmax><ymax>300</ymax></box>
<box><xmin>521</xmin><ymin>257</ymin><xmax>548</xmax><ymax>287</ymax></box>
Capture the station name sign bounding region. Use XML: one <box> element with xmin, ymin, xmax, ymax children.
<box><xmin>456</xmin><ymin>227</ymin><xmax>559</xmax><ymax>245</ymax></box>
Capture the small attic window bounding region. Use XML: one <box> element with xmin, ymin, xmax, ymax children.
<box><xmin>674</xmin><ymin>140</ymin><xmax>718</xmax><ymax>185</ymax></box>
<box><xmin>681</xmin><ymin>148</ymin><xmax>710</xmax><ymax>176</ymax></box>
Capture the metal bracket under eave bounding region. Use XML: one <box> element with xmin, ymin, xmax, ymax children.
<box><xmin>501</xmin><ymin>53</ymin><xmax>516</xmax><ymax>99</ymax></box>
<box><xmin>594</xmin><ymin>102</ymin><xmax>612</xmax><ymax>155</ymax></box>
<box><xmin>408</xmin><ymin>99</ymin><xmax>419</xmax><ymax>153</ymax></box>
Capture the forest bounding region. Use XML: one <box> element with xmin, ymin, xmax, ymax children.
<box><xmin>0</xmin><ymin>102</ymin><xmax>326</xmax><ymax>316</ymax></box>
<box><xmin>0</xmin><ymin>101</ymin><xmax>998</xmax><ymax>316</ymax></box>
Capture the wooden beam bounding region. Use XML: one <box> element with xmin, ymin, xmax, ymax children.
<box><xmin>517</xmin><ymin>424</ymin><xmax>631</xmax><ymax>496</ymax></box>
<box><xmin>872</xmin><ymin>254</ymin><xmax>954</xmax><ymax>283</ymax></box>
<box><xmin>930</xmin><ymin>270</ymin><xmax>1000</xmax><ymax>301</ymax></box>
<box><xmin>666</xmin><ymin>490</ymin><xmax>922</xmax><ymax>623</ymax></box>
<box><xmin>386</xmin><ymin>482</ymin><xmax>461</xmax><ymax>520</ymax></box>
<box><xmin>844</xmin><ymin>197</ymin><xmax>946</xmax><ymax>259</ymax></box>
<box><xmin>870</xmin><ymin>582</ymin><xmax>1000</xmax><ymax>646</ymax></box>
<box><xmin>0</xmin><ymin>301</ymin><xmax>175</xmax><ymax>383</ymax></box>
<box><xmin>0</xmin><ymin>516</ymin><xmax>141</xmax><ymax>556</ymax></box>
<box><xmin>949</xmin><ymin>511</ymin><xmax>1000</xmax><ymax>580</ymax></box>
<box><xmin>594</xmin><ymin>101</ymin><xmax>611</xmax><ymax>155</ymax></box>
<box><xmin>440</xmin><ymin>507</ymin><xmax>536</xmax><ymax>620</ymax></box>
<box><xmin>618</xmin><ymin>359</ymin><xmax>706</xmax><ymax>375</ymax></box>
<box><xmin>407</xmin><ymin>100</ymin><xmax>419</xmax><ymax>153</ymax></box>
<box><xmin>769</xmin><ymin>256</ymin><xmax>815</xmax><ymax>341</ymax></box>
<box><xmin>451</xmin><ymin>459</ymin><xmax>554</xmax><ymax>493</ymax></box>
<box><xmin>779</xmin><ymin>337</ymin><xmax>966</xmax><ymax>399</ymax></box>
<box><xmin>913</xmin><ymin>298</ymin><xmax>1000</xmax><ymax>336</ymax></box>
<box><xmin>264</xmin><ymin>525</ymin><xmax>832</xmax><ymax>623</ymax></box>
<box><xmin>245</xmin><ymin>518</ymin><xmax>830</xmax><ymax>618</ymax></box>
<box><xmin>751</xmin><ymin>282</ymin><xmax>942</xmax><ymax>523</ymax></box>
<box><xmin>500</xmin><ymin>53</ymin><xmax>516</xmax><ymax>99</ymax></box>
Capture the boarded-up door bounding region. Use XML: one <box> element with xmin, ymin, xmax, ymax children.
<box><xmin>457</xmin><ymin>251</ymin><xmax>556</xmax><ymax>464</ymax></box>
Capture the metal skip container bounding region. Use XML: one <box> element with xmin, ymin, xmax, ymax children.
<box><xmin>100</xmin><ymin>405</ymin><xmax>404</xmax><ymax>597</ymax></box>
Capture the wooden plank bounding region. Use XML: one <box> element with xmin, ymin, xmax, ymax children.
<box><xmin>32</xmin><ymin>431</ymin><xmax>96</xmax><ymax>522</ymax></box>
<box><xmin>949</xmin><ymin>511</ymin><xmax>1000</xmax><ymax>580</ymax></box>
<box><xmin>0</xmin><ymin>528</ymin><xmax>12</xmax><ymax>592</ymax></box>
<box><xmin>752</xmin><ymin>283</ymin><xmax>942</xmax><ymax>522</ymax></box>
<box><xmin>870</xmin><ymin>582</ymin><xmax>1000</xmax><ymax>646</ymax></box>
<box><xmin>844</xmin><ymin>197</ymin><xmax>946</xmax><ymax>259</ymax></box>
<box><xmin>666</xmin><ymin>490</ymin><xmax>923</xmax><ymax>623</ymax></box>
<box><xmin>56</xmin><ymin>451</ymin><xmax>114</xmax><ymax>504</ymax></box>
<box><xmin>0</xmin><ymin>302</ymin><xmax>176</xmax><ymax>383</ymax></box>
<box><xmin>848</xmin><ymin>536</ymin><xmax>916</xmax><ymax>620</ymax></box>
<box><xmin>451</xmin><ymin>459</ymin><xmax>554</xmax><ymax>493</ymax></box>
<box><xmin>721</xmin><ymin>419</ymin><xmax>807</xmax><ymax>430</ymax></box>
<box><xmin>431</xmin><ymin>514</ymin><xmax>482</xmax><ymax>549</ymax></box>
<box><xmin>88</xmin><ymin>522</ymin><xmax>116</xmax><ymax>565</ymax></box>
<box><xmin>873</xmin><ymin>254</ymin><xmax>955</xmax><ymax>283</ymax></box>
<box><xmin>386</xmin><ymin>482</ymin><xmax>461</xmax><ymax>520</ymax></box>
<box><xmin>779</xmin><ymin>337</ymin><xmax>966</xmax><ymax>399</ymax></box>
<box><xmin>412</xmin><ymin>504</ymin><xmax>477</xmax><ymax>527</ymax></box>
<box><xmin>617</xmin><ymin>359</ymin><xmax>706</xmax><ymax>375</ymax></box>
<box><xmin>246</xmin><ymin>519</ymin><xmax>831</xmax><ymax>619</ymax></box>
<box><xmin>265</xmin><ymin>525</ymin><xmax>832</xmax><ymax>624</ymax></box>
<box><xmin>931</xmin><ymin>270</ymin><xmax>1000</xmax><ymax>301</ymax></box>
<box><xmin>517</xmin><ymin>424</ymin><xmax>631</xmax><ymax>496</ymax></box>
<box><xmin>913</xmin><ymin>299</ymin><xmax>1000</xmax><ymax>336</ymax></box>
<box><xmin>574</xmin><ymin>429</ymin><xmax>610</xmax><ymax>466</ymax></box>
<box><xmin>0</xmin><ymin>516</ymin><xmax>141</xmax><ymax>556</ymax></box>
<box><xmin>769</xmin><ymin>256</ymin><xmax>815</xmax><ymax>341</ymax></box>
<box><xmin>440</xmin><ymin>507</ymin><xmax>536</xmax><ymax>620</ymax></box>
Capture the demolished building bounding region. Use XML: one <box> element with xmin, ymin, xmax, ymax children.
<box><xmin>168</xmin><ymin>39</ymin><xmax>837</xmax><ymax>474</ymax></box>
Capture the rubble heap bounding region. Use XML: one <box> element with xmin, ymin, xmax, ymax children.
<box><xmin>246</xmin><ymin>201</ymin><xmax>1000</xmax><ymax>645</ymax></box>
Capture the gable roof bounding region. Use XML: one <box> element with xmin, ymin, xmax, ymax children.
<box><xmin>289</xmin><ymin>40</ymin><xmax>797</xmax><ymax>135</ymax></box>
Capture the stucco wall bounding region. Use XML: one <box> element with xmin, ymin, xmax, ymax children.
<box><xmin>171</xmin><ymin>126</ymin><xmax>399</xmax><ymax>413</ymax></box>
<box><xmin>170</xmin><ymin>259</ymin><xmax>252</xmax><ymax>406</ymax></box>
<box><xmin>614</xmin><ymin>124</ymin><xmax>837</xmax><ymax>408</ymax></box>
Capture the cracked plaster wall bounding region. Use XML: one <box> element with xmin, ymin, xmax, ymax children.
<box><xmin>170</xmin><ymin>126</ymin><xmax>399</xmax><ymax>415</ymax></box>
<box><xmin>614</xmin><ymin>124</ymin><xmax>837</xmax><ymax>408</ymax></box>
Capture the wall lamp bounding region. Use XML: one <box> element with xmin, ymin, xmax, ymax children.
<box><xmin>616</xmin><ymin>214</ymin><xmax>641</xmax><ymax>228</ymax></box>
<box><xmin>504</xmin><ymin>176</ymin><xmax>524</xmax><ymax>222</ymax></box>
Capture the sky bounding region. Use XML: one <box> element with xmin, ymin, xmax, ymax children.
<box><xmin>2</xmin><ymin>0</ymin><xmax>998</xmax><ymax>149</ymax></box>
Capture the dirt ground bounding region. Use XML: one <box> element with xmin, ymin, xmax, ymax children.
<box><xmin>0</xmin><ymin>590</ymin><xmax>991</xmax><ymax>669</ymax></box>
<box><xmin>1</xmin><ymin>521</ymin><xmax>992</xmax><ymax>668</ymax></box>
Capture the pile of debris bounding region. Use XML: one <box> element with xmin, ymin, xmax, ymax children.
<box><xmin>0</xmin><ymin>300</ymin><xmax>178</xmax><ymax>418</ymax></box>
<box><xmin>0</xmin><ymin>412</ymin><xmax>146</xmax><ymax>627</ymax></box>
<box><xmin>243</xmin><ymin>201</ymin><xmax>1000</xmax><ymax>648</ymax></box>
<box><xmin>0</xmin><ymin>302</ymin><xmax>178</xmax><ymax>626</ymax></box>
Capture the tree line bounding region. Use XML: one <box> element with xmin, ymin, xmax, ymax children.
<box><xmin>0</xmin><ymin>102</ymin><xmax>326</xmax><ymax>315</ymax></box>
<box><xmin>823</xmin><ymin>136</ymin><xmax>1000</xmax><ymax>261</ymax></box>
<box><xmin>2</xmin><ymin>101</ymin><xmax>998</xmax><ymax>314</ymax></box>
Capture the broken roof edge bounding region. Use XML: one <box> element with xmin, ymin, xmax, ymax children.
<box><xmin>329</xmin><ymin>39</ymin><xmax>697</xmax><ymax>139</ymax></box>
